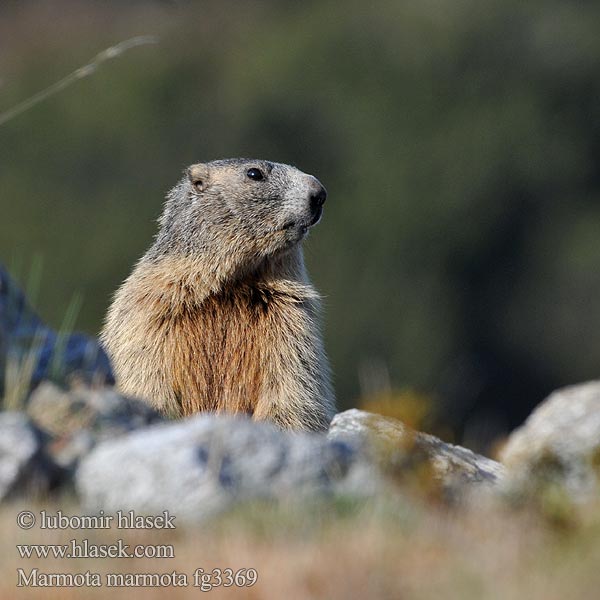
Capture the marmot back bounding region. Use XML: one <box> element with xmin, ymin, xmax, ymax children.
<box><xmin>101</xmin><ymin>158</ymin><xmax>335</xmax><ymax>431</ymax></box>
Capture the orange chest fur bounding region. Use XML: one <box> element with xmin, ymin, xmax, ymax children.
<box><xmin>157</xmin><ymin>288</ymin><xmax>301</xmax><ymax>416</ymax></box>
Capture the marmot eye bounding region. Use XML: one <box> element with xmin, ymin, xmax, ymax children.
<box><xmin>246</xmin><ymin>168</ymin><xmax>264</xmax><ymax>181</ymax></box>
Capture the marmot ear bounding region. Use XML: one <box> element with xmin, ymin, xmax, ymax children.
<box><xmin>187</xmin><ymin>163</ymin><xmax>210</xmax><ymax>193</ymax></box>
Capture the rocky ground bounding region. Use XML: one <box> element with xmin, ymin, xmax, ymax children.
<box><xmin>3</xmin><ymin>379</ymin><xmax>600</xmax><ymax>521</ymax></box>
<box><xmin>1</xmin><ymin>380</ymin><xmax>600</xmax><ymax>599</ymax></box>
<box><xmin>2</xmin><ymin>264</ymin><xmax>600</xmax><ymax>598</ymax></box>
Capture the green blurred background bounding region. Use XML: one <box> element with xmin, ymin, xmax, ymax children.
<box><xmin>2</xmin><ymin>0</ymin><xmax>600</xmax><ymax>450</ymax></box>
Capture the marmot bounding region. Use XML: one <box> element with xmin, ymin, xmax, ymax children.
<box><xmin>101</xmin><ymin>158</ymin><xmax>335</xmax><ymax>431</ymax></box>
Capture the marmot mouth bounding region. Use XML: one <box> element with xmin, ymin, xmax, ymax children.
<box><xmin>281</xmin><ymin>220</ymin><xmax>308</xmax><ymax>233</ymax></box>
<box><xmin>281</xmin><ymin>208</ymin><xmax>322</xmax><ymax>233</ymax></box>
<box><xmin>310</xmin><ymin>206</ymin><xmax>323</xmax><ymax>226</ymax></box>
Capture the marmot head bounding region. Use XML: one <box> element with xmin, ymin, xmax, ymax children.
<box><xmin>151</xmin><ymin>159</ymin><xmax>327</xmax><ymax>269</ymax></box>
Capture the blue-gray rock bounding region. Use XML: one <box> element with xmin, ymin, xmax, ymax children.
<box><xmin>27</xmin><ymin>382</ymin><xmax>163</xmax><ymax>472</ymax></box>
<box><xmin>0</xmin><ymin>411</ymin><xmax>61</xmax><ymax>500</ymax></box>
<box><xmin>76</xmin><ymin>414</ymin><xmax>368</xmax><ymax>521</ymax></box>
<box><xmin>0</xmin><ymin>265</ymin><xmax>114</xmax><ymax>401</ymax></box>
<box><xmin>328</xmin><ymin>409</ymin><xmax>505</xmax><ymax>494</ymax></box>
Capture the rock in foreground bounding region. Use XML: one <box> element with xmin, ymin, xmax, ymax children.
<box><xmin>19</xmin><ymin>378</ymin><xmax>600</xmax><ymax>516</ymax></box>
<box><xmin>76</xmin><ymin>414</ymin><xmax>362</xmax><ymax>521</ymax></box>
<box><xmin>27</xmin><ymin>382</ymin><xmax>163</xmax><ymax>472</ymax></box>
<box><xmin>501</xmin><ymin>381</ymin><xmax>600</xmax><ymax>499</ymax></box>
<box><xmin>0</xmin><ymin>411</ymin><xmax>60</xmax><ymax>500</ymax></box>
<box><xmin>329</xmin><ymin>409</ymin><xmax>505</xmax><ymax>495</ymax></box>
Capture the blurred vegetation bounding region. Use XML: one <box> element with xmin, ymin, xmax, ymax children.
<box><xmin>3</xmin><ymin>495</ymin><xmax>600</xmax><ymax>599</ymax></box>
<box><xmin>2</xmin><ymin>0</ymin><xmax>600</xmax><ymax>449</ymax></box>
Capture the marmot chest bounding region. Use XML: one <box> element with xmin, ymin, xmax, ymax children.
<box><xmin>165</xmin><ymin>287</ymin><xmax>298</xmax><ymax>416</ymax></box>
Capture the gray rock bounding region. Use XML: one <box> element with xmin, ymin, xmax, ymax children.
<box><xmin>328</xmin><ymin>409</ymin><xmax>505</xmax><ymax>496</ymax></box>
<box><xmin>0</xmin><ymin>264</ymin><xmax>114</xmax><ymax>401</ymax></box>
<box><xmin>0</xmin><ymin>411</ymin><xmax>60</xmax><ymax>500</ymax></box>
<box><xmin>27</xmin><ymin>382</ymin><xmax>163</xmax><ymax>471</ymax></box>
<box><xmin>76</xmin><ymin>414</ymin><xmax>365</xmax><ymax>521</ymax></box>
<box><xmin>500</xmin><ymin>381</ymin><xmax>600</xmax><ymax>499</ymax></box>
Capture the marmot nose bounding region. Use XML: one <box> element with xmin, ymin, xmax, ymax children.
<box><xmin>309</xmin><ymin>184</ymin><xmax>327</xmax><ymax>213</ymax></box>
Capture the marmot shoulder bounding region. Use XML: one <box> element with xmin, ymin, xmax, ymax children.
<box><xmin>100</xmin><ymin>158</ymin><xmax>335</xmax><ymax>431</ymax></box>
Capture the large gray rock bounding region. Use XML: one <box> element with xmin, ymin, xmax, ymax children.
<box><xmin>0</xmin><ymin>411</ymin><xmax>60</xmax><ymax>500</ymax></box>
<box><xmin>76</xmin><ymin>414</ymin><xmax>367</xmax><ymax>521</ymax></box>
<box><xmin>27</xmin><ymin>382</ymin><xmax>163</xmax><ymax>471</ymax></box>
<box><xmin>500</xmin><ymin>381</ymin><xmax>600</xmax><ymax>499</ymax></box>
<box><xmin>328</xmin><ymin>409</ymin><xmax>505</xmax><ymax>495</ymax></box>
